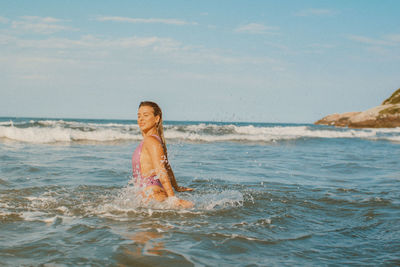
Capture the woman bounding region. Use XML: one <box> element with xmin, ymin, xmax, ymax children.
<box><xmin>132</xmin><ymin>101</ymin><xmax>193</xmax><ymax>208</ymax></box>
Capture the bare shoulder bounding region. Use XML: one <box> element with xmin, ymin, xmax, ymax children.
<box><xmin>142</xmin><ymin>135</ymin><xmax>163</xmax><ymax>151</ymax></box>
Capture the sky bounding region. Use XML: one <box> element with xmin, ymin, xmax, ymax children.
<box><xmin>1</xmin><ymin>0</ymin><xmax>399</xmax><ymax>123</ymax></box>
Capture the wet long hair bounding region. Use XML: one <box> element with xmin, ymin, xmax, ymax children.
<box><xmin>139</xmin><ymin>101</ymin><xmax>168</xmax><ymax>155</ymax></box>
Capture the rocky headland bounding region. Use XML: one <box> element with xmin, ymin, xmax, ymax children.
<box><xmin>315</xmin><ymin>88</ymin><xmax>400</xmax><ymax>128</ymax></box>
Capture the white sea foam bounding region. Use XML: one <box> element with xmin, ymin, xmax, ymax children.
<box><xmin>193</xmin><ymin>190</ymin><xmax>244</xmax><ymax>210</ymax></box>
<box><xmin>20</xmin><ymin>211</ymin><xmax>58</xmax><ymax>224</ymax></box>
<box><xmin>0</xmin><ymin>121</ymin><xmax>13</xmax><ymax>126</ymax></box>
<box><xmin>164</xmin><ymin>125</ymin><xmax>384</xmax><ymax>142</ymax></box>
<box><xmin>1</xmin><ymin>119</ymin><xmax>399</xmax><ymax>144</ymax></box>
<box><xmin>385</xmin><ymin>136</ymin><xmax>400</xmax><ymax>142</ymax></box>
<box><xmin>0</xmin><ymin>125</ymin><xmax>142</xmax><ymax>143</ymax></box>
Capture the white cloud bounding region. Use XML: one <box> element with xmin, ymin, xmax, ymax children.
<box><xmin>0</xmin><ymin>16</ymin><xmax>9</xmax><ymax>23</ymax></box>
<box><xmin>348</xmin><ymin>34</ymin><xmax>396</xmax><ymax>46</ymax></box>
<box><xmin>348</xmin><ymin>34</ymin><xmax>400</xmax><ymax>59</ymax></box>
<box><xmin>366</xmin><ymin>46</ymin><xmax>391</xmax><ymax>55</ymax></box>
<box><xmin>385</xmin><ymin>34</ymin><xmax>400</xmax><ymax>43</ymax></box>
<box><xmin>1</xmin><ymin>32</ymin><xmax>286</xmax><ymax>81</ymax></box>
<box><xmin>234</xmin><ymin>23</ymin><xmax>278</xmax><ymax>35</ymax></box>
<box><xmin>11</xmin><ymin>16</ymin><xmax>78</xmax><ymax>34</ymax></box>
<box><xmin>21</xmin><ymin>16</ymin><xmax>62</xmax><ymax>23</ymax></box>
<box><xmin>96</xmin><ymin>16</ymin><xmax>196</xmax><ymax>25</ymax></box>
<box><xmin>295</xmin><ymin>8</ymin><xmax>336</xmax><ymax>17</ymax></box>
<box><xmin>0</xmin><ymin>34</ymin><xmax>15</xmax><ymax>45</ymax></box>
<box><xmin>14</xmin><ymin>34</ymin><xmax>181</xmax><ymax>51</ymax></box>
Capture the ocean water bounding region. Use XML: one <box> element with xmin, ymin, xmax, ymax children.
<box><xmin>0</xmin><ymin>117</ymin><xmax>399</xmax><ymax>266</ymax></box>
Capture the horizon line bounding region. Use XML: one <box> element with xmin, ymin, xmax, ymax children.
<box><xmin>0</xmin><ymin>115</ymin><xmax>312</xmax><ymax>125</ymax></box>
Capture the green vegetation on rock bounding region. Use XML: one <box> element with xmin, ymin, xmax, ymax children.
<box><xmin>379</xmin><ymin>106</ymin><xmax>400</xmax><ymax>115</ymax></box>
<box><xmin>382</xmin><ymin>88</ymin><xmax>400</xmax><ymax>105</ymax></box>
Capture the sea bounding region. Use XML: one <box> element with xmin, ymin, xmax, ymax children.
<box><xmin>0</xmin><ymin>117</ymin><xmax>399</xmax><ymax>266</ymax></box>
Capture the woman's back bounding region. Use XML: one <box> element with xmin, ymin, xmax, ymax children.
<box><xmin>139</xmin><ymin>135</ymin><xmax>164</xmax><ymax>178</ymax></box>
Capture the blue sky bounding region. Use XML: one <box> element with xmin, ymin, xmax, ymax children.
<box><xmin>1</xmin><ymin>0</ymin><xmax>399</xmax><ymax>123</ymax></box>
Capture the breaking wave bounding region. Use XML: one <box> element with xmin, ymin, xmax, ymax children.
<box><xmin>0</xmin><ymin>118</ymin><xmax>400</xmax><ymax>144</ymax></box>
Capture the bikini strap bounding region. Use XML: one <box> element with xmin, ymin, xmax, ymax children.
<box><xmin>150</xmin><ymin>134</ymin><xmax>162</xmax><ymax>143</ymax></box>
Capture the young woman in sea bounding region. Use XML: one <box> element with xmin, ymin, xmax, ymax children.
<box><xmin>132</xmin><ymin>101</ymin><xmax>194</xmax><ymax>208</ymax></box>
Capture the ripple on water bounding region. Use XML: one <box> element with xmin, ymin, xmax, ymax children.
<box><xmin>0</xmin><ymin>178</ymin><xmax>11</xmax><ymax>187</ymax></box>
<box><xmin>0</xmin><ymin>177</ymin><xmax>398</xmax><ymax>266</ymax></box>
<box><xmin>323</xmin><ymin>162</ymin><xmax>379</xmax><ymax>174</ymax></box>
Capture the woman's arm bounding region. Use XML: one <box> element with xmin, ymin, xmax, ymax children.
<box><xmin>165</xmin><ymin>163</ymin><xmax>193</xmax><ymax>192</ymax></box>
<box><xmin>144</xmin><ymin>136</ymin><xmax>194</xmax><ymax>208</ymax></box>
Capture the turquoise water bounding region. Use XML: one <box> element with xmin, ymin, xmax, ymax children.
<box><xmin>0</xmin><ymin>118</ymin><xmax>399</xmax><ymax>266</ymax></box>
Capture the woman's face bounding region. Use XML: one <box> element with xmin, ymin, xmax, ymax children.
<box><xmin>137</xmin><ymin>105</ymin><xmax>160</xmax><ymax>133</ymax></box>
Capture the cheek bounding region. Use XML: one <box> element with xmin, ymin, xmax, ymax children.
<box><xmin>144</xmin><ymin>117</ymin><xmax>154</xmax><ymax>124</ymax></box>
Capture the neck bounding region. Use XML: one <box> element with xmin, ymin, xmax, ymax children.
<box><xmin>142</xmin><ymin>127</ymin><xmax>158</xmax><ymax>137</ymax></box>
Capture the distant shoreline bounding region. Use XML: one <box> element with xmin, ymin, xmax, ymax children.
<box><xmin>315</xmin><ymin>88</ymin><xmax>400</xmax><ymax>128</ymax></box>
